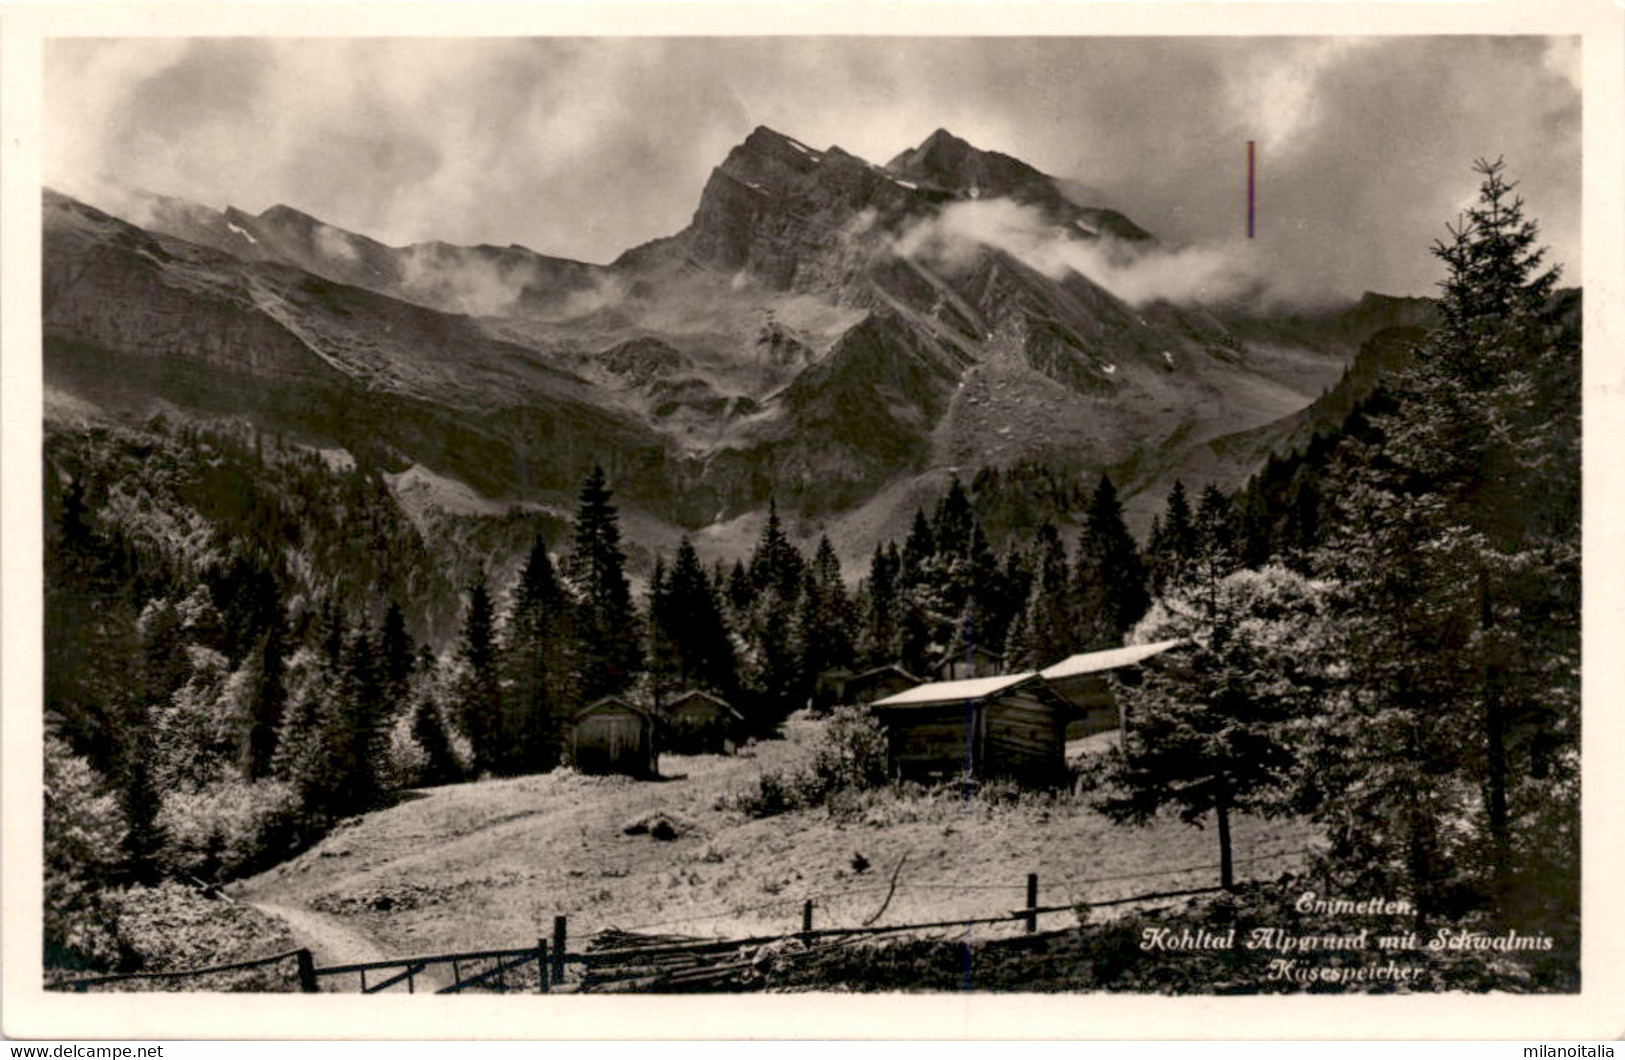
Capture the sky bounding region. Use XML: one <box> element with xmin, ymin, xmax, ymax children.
<box><xmin>45</xmin><ymin>36</ymin><xmax>1582</xmax><ymax>303</ymax></box>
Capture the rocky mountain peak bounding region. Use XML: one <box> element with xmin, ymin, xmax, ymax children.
<box><xmin>886</xmin><ymin>128</ymin><xmax>1046</xmax><ymax>200</ymax></box>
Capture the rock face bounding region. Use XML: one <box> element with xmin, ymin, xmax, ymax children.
<box><xmin>45</xmin><ymin>125</ymin><xmax>1373</xmax><ymax>544</ymax></box>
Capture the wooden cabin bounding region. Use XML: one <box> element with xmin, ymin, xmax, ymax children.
<box><xmin>1039</xmin><ymin>639</ymin><xmax>1183</xmax><ymax>740</ymax></box>
<box><xmin>868</xmin><ymin>672</ymin><xmax>1076</xmax><ymax>787</ymax></box>
<box><xmin>569</xmin><ymin>697</ymin><xmax>658</xmax><ymax>777</ymax></box>
<box><xmin>840</xmin><ymin>665</ymin><xmax>923</xmax><ymax>707</ymax></box>
<box><xmin>933</xmin><ymin>645</ymin><xmax>1006</xmax><ymax>682</ymax></box>
<box><xmin>661</xmin><ymin>689</ymin><xmax>743</xmax><ymax>755</ymax></box>
<box><xmin>812</xmin><ymin>667</ymin><xmax>857</xmax><ymax>712</ymax></box>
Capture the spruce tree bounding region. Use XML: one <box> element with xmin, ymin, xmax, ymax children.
<box><xmin>1307</xmin><ymin>158</ymin><xmax>1577</xmax><ymax>922</ymax></box>
<box><xmin>564</xmin><ymin>466</ymin><xmax>642</xmax><ymax>701</ymax></box>
<box><xmin>749</xmin><ymin>498</ymin><xmax>805</xmax><ymax>601</ymax></box>
<box><xmin>859</xmin><ymin>544</ymin><xmax>899</xmax><ymax>667</ymax></box>
<box><xmin>239</xmin><ymin>618</ymin><xmax>287</xmax><ymax>781</ymax></box>
<box><xmin>665</xmin><ymin>537</ymin><xmax>738</xmax><ymax>697</ymax></box>
<box><xmin>1074</xmin><ymin>475</ymin><xmax>1149</xmax><ymax>649</ymax></box>
<box><xmin>452</xmin><ymin>576</ymin><xmax>502</xmax><ymax>776</ymax></box>
<box><xmin>1149</xmin><ymin>480</ymin><xmax>1196</xmax><ymax>595</ymax></box>
<box><xmin>1103</xmin><ymin>567</ymin><xmax>1331</xmax><ymax>888</ymax></box>
<box><xmin>1024</xmin><ymin>522</ymin><xmax>1073</xmax><ymax>666</ymax></box>
<box><xmin>645</xmin><ymin>555</ymin><xmax>679</xmax><ymax>706</ymax></box>
<box><xmin>503</xmin><ymin>533</ymin><xmax>573</xmax><ymax>773</ymax></box>
<box><xmin>380</xmin><ymin>601</ymin><xmax>414</xmax><ymax>710</ymax></box>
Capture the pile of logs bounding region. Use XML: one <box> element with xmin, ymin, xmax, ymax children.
<box><xmin>578</xmin><ymin>929</ymin><xmax>864</xmax><ymax>993</ymax></box>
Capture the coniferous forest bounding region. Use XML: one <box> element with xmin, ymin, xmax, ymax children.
<box><xmin>42</xmin><ymin>159</ymin><xmax>1579</xmax><ymax>989</ymax></box>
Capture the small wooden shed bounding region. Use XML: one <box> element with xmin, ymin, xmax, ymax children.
<box><xmin>868</xmin><ymin>672</ymin><xmax>1076</xmax><ymax>786</ymax></box>
<box><xmin>933</xmin><ymin>645</ymin><xmax>1006</xmax><ymax>682</ymax></box>
<box><xmin>661</xmin><ymin>689</ymin><xmax>743</xmax><ymax>755</ymax></box>
<box><xmin>1039</xmin><ymin>639</ymin><xmax>1183</xmax><ymax>740</ymax></box>
<box><xmin>841</xmin><ymin>665</ymin><xmax>922</xmax><ymax>707</ymax></box>
<box><xmin>569</xmin><ymin>697</ymin><xmax>658</xmax><ymax>777</ymax></box>
<box><xmin>812</xmin><ymin>667</ymin><xmax>857</xmax><ymax>712</ymax></box>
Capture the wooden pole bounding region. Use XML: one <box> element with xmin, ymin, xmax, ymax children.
<box><xmin>295</xmin><ymin>948</ymin><xmax>318</xmax><ymax>993</ymax></box>
<box><xmin>802</xmin><ymin>899</ymin><xmax>814</xmax><ymax>934</ymax></box>
<box><xmin>551</xmin><ymin>915</ymin><xmax>567</xmax><ymax>985</ymax></box>
<box><xmin>536</xmin><ymin>939</ymin><xmax>550</xmax><ymax>993</ymax></box>
<box><xmin>1025</xmin><ymin>874</ymin><xmax>1039</xmax><ymax>933</ymax></box>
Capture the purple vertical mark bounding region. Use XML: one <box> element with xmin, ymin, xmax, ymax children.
<box><xmin>1247</xmin><ymin>140</ymin><xmax>1256</xmax><ymax>239</ymax></box>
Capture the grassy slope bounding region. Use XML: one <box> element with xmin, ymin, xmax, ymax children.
<box><xmin>233</xmin><ymin>716</ymin><xmax>1318</xmax><ymax>966</ymax></box>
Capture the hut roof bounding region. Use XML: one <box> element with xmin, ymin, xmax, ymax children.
<box><xmin>665</xmin><ymin>689</ymin><xmax>744</xmax><ymax>721</ymax></box>
<box><xmin>849</xmin><ymin>664</ymin><xmax>922</xmax><ymax>684</ymax></box>
<box><xmin>571</xmin><ymin>696</ymin><xmax>654</xmax><ymax>722</ymax></box>
<box><xmin>870</xmin><ymin>671</ymin><xmax>1040</xmax><ymax>709</ymax></box>
<box><xmin>1039</xmin><ymin>639</ymin><xmax>1183</xmax><ymax>680</ymax></box>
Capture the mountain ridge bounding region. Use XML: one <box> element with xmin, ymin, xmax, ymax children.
<box><xmin>44</xmin><ymin>124</ymin><xmax>1420</xmax><ymax>564</ymax></box>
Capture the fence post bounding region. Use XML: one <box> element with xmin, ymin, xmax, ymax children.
<box><xmin>1025</xmin><ymin>874</ymin><xmax>1039</xmax><ymax>934</ymax></box>
<box><xmin>551</xmin><ymin>915</ymin><xmax>567</xmax><ymax>985</ymax></box>
<box><xmin>295</xmin><ymin>948</ymin><xmax>318</xmax><ymax>993</ymax></box>
<box><xmin>802</xmin><ymin>899</ymin><xmax>814</xmax><ymax>934</ymax></box>
<box><xmin>536</xmin><ymin>939</ymin><xmax>550</xmax><ymax>993</ymax></box>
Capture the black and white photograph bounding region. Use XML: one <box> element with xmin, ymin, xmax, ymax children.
<box><xmin>4</xmin><ymin>0</ymin><xmax>1622</xmax><ymax>1040</ymax></box>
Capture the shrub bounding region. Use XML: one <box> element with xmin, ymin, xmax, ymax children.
<box><xmin>726</xmin><ymin>707</ymin><xmax>889</xmax><ymax>818</ymax></box>
<box><xmin>103</xmin><ymin>883</ymin><xmax>298</xmax><ymax>991</ymax></box>
<box><xmin>43</xmin><ymin>736</ymin><xmax>127</xmax><ymax>971</ymax></box>
<box><xmin>158</xmin><ymin>778</ymin><xmax>306</xmax><ymax>883</ymax></box>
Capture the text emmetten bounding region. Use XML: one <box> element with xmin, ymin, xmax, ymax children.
<box><xmin>1294</xmin><ymin>891</ymin><xmax>1413</xmax><ymax>916</ymax></box>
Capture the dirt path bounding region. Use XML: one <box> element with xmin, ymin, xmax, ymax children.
<box><xmin>248</xmin><ymin>900</ymin><xmax>451</xmax><ymax>994</ymax></box>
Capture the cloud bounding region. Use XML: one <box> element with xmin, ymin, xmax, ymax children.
<box><xmin>313</xmin><ymin>225</ymin><xmax>359</xmax><ymax>264</ymax></box>
<box><xmin>396</xmin><ymin>244</ymin><xmax>537</xmax><ymax>317</ymax></box>
<box><xmin>394</xmin><ymin>243</ymin><xmax>626</xmax><ymax>319</ymax></box>
<box><xmin>895</xmin><ymin>198</ymin><xmax>1272</xmax><ymax>308</ymax></box>
<box><xmin>45</xmin><ymin>37</ymin><xmax>1581</xmax><ymax>300</ymax></box>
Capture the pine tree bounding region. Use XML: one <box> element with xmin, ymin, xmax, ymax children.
<box><xmin>502</xmin><ymin>533</ymin><xmax>573</xmax><ymax>774</ymax></box>
<box><xmin>807</xmin><ymin>535</ymin><xmax>856</xmax><ymax>674</ymax></box>
<box><xmin>1306</xmin><ymin>158</ymin><xmax>1577</xmax><ymax>922</ymax></box>
<box><xmin>452</xmin><ymin>576</ymin><xmax>502</xmax><ymax>776</ymax></box>
<box><xmin>408</xmin><ymin>652</ymin><xmax>460</xmax><ymax>787</ymax></box>
<box><xmin>665</xmin><ymin>537</ymin><xmax>738</xmax><ymax>697</ymax></box>
<box><xmin>859</xmin><ymin>544</ymin><xmax>900</xmax><ymax>667</ymax></box>
<box><xmin>564</xmin><ymin>466</ymin><xmax>642</xmax><ymax>701</ymax></box>
<box><xmin>1190</xmin><ymin>484</ymin><xmax>1242</xmax><ymax>592</ymax></box>
<box><xmin>1074</xmin><ymin>475</ymin><xmax>1149</xmax><ymax>649</ymax></box>
<box><xmin>645</xmin><ymin>555</ymin><xmax>680</xmax><ymax>707</ymax></box>
<box><xmin>1103</xmin><ymin>567</ymin><xmax>1331</xmax><ymax>888</ymax></box>
<box><xmin>932</xmin><ymin>478</ymin><xmax>974</xmax><ymax>559</ymax></box>
<box><xmin>1024</xmin><ymin>522</ymin><xmax>1073</xmax><ymax>666</ymax></box>
<box><xmin>898</xmin><ymin>509</ymin><xmax>935</xmax><ymax>587</ymax></box>
<box><xmin>380</xmin><ymin>601</ymin><xmax>414</xmax><ymax>710</ymax></box>
<box><xmin>239</xmin><ymin>617</ymin><xmax>287</xmax><ymax>781</ymax></box>
<box><xmin>749</xmin><ymin>498</ymin><xmax>805</xmax><ymax>601</ymax></box>
<box><xmin>1149</xmin><ymin>480</ymin><xmax>1196</xmax><ymax>595</ymax></box>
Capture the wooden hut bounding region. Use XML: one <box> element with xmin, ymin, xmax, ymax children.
<box><xmin>933</xmin><ymin>645</ymin><xmax>1006</xmax><ymax>682</ymax></box>
<box><xmin>812</xmin><ymin>667</ymin><xmax>857</xmax><ymax>712</ymax></box>
<box><xmin>569</xmin><ymin>697</ymin><xmax>658</xmax><ymax>777</ymax></box>
<box><xmin>840</xmin><ymin>665</ymin><xmax>922</xmax><ymax>707</ymax></box>
<box><xmin>661</xmin><ymin>689</ymin><xmax>743</xmax><ymax>755</ymax></box>
<box><xmin>1039</xmin><ymin>639</ymin><xmax>1183</xmax><ymax>740</ymax></box>
<box><xmin>868</xmin><ymin>672</ymin><xmax>1076</xmax><ymax>786</ymax></box>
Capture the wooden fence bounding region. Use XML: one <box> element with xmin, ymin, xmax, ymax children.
<box><xmin>56</xmin><ymin>851</ymin><xmax>1304</xmax><ymax>994</ymax></box>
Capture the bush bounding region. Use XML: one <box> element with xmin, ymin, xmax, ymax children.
<box><xmin>726</xmin><ymin>707</ymin><xmax>889</xmax><ymax>818</ymax></box>
<box><xmin>44</xmin><ymin>736</ymin><xmax>127</xmax><ymax>971</ymax></box>
<box><xmin>158</xmin><ymin>778</ymin><xmax>306</xmax><ymax>883</ymax></box>
<box><xmin>101</xmin><ymin>883</ymin><xmax>299</xmax><ymax>991</ymax></box>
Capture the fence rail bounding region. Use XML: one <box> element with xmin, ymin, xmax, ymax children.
<box><xmin>54</xmin><ymin>849</ymin><xmax>1309</xmax><ymax>994</ymax></box>
<box><xmin>59</xmin><ymin>949</ymin><xmax>304</xmax><ymax>992</ymax></box>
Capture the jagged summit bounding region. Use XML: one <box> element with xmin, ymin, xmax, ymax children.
<box><xmin>889</xmin><ymin>128</ymin><xmax>1052</xmax><ymax>201</ymax></box>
